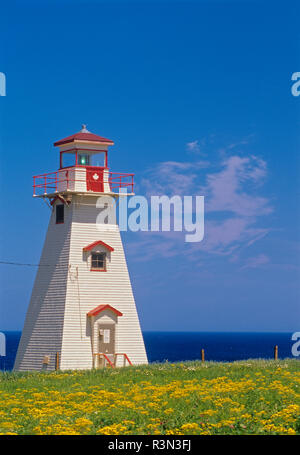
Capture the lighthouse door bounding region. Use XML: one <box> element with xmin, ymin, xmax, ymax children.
<box><xmin>86</xmin><ymin>167</ymin><xmax>104</xmax><ymax>192</ymax></box>
<box><xmin>98</xmin><ymin>324</ymin><xmax>115</xmax><ymax>355</ymax></box>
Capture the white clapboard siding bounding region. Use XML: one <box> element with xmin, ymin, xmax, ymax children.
<box><xmin>14</xmin><ymin>203</ymin><xmax>73</xmax><ymax>371</ymax></box>
<box><xmin>58</xmin><ymin>167</ymin><xmax>87</xmax><ymax>193</ymax></box>
<box><xmin>14</xmin><ymin>194</ymin><xmax>148</xmax><ymax>371</ymax></box>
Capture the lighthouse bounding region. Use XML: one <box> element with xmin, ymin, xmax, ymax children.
<box><xmin>14</xmin><ymin>126</ymin><xmax>148</xmax><ymax>371</ymax></box>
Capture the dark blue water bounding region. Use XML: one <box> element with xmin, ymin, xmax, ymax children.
<box><xmin>143</xmin><ymin>332</ymin><xmax>296</xmax><ymax>363</ymax></box>
<box><xmin>0</xmin><ymin>331</ymin><xmax>296</xmax><ymax>371</ymax></box>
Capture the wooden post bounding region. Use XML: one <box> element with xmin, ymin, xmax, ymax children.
<box><xmin>201</xmin><ymin>349</ymin><xmax>205</xmax><ymax>362</ymax></box>
<box><xmin>55</xmin><ymin>352</ymin><xmax>59</xmax><ymax>370</ymax></box>
<box><xmin>274</xmin><ymin>345</ymin><xmax>278</xmax><ymax>360</ymax></box>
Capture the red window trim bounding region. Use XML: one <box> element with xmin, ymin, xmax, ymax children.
<box><xmin>87</xmin><ymin>304</ymin><xmax>123</xmax><ymax>317</ymax></box>
<box><xmin>90</xmin><ymin>268</ymin><xmax>107</xmax><ymax>272</ymax></box>
<box><xmin>83</xmin><ymin>240</ymin><xmax>114</xmax><ymax>252</ymax></box>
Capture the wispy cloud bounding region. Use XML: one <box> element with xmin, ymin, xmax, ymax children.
<box><xmin>193</xmin><ymin>220</ymin><xmax>270</xmax><ymax>257</ymax></box>
<box><xmin>140</xmin><ymin>160</ymin><xmax>208</xmax><ymax>196</ymax></box>
<box><xmin>203</xmin><ymin>155</ymin><xmax>271</xmax><ymax>217</ymax></box>
<box><xmin>130</xmin><ymin>139</ymin><xmax>273</xmax><ymax>267</ymax></box>
<box><xmin>186</xmin><ymin>140</ymin><xmax>201</xmax><ymax>154</ymax></box>
<box><xmin>241</xmin><ymin>254</ymin><xmax>270</xmax><ymax>269</ymax></box>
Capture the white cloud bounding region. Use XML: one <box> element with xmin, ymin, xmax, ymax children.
<box><xmin>130</xmin><ymin>140</ymin><xmax>273</xmax><ymax>266</ymax></box>
<box><xmin>140</xmin><ymin>160</ymin><xmax>208</xmax><ymax>196</ymax></box>
<box><xmin>241</xmin><ymin>254</ymin><xmax>270</xmax><ymax>269</ymax></box>
<box><xmin>186</xmin><ymin>140</ymin><xmax>201</xmax><ymax>154</ymax></box>
<box><xmin>203</xmin><ymin>155</ymin><xmax>271</xmax><ymax>217</ymax></box>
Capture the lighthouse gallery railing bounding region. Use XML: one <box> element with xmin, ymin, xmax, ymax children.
<box><xmin>33</xmin><ymin>167</ymin><xmax>134</xmax><ymax>196</ymax></box>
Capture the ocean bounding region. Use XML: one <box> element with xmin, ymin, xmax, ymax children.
<box><xmin>0</xmin><ymin>331</ymin><xmax>297</xmax><ymax>371</ymax></box>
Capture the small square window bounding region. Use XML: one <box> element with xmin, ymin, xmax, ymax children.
<box><xmin>56</xmin><ymin>204</ymin><xmax>64</xmax><ymax>224</ymax></box>
<box><xmin>91</xmin><ymin>252</ymin><xmax>106</xmax><ymax>270</ymax></box>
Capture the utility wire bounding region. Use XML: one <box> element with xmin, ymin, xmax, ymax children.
<box><xmin>0</xmin><ymin>260</ymin><xmax>66</xmax><ymax>268</ymax></box>
<box><xmin>0</xmin><ymin>261</ymin><xmax>41</xmax><ymax>267</ymax></box>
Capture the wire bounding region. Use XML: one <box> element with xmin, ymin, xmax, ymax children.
<box><xmin>0</xmin><ymin>261</ymin><xmax>41</xmax><ymax>267</ymax></box>
<box><xmin>0</xmin><ymin>261</ymin><xmax>66</xmax><ymax>268</ymax></box>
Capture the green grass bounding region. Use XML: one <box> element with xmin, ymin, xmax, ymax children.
<box><xmin>0</xmin><ymin>359</ymin><xmax>299</xmax><ymax>435</ymax></box>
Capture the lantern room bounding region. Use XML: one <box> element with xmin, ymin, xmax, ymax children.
<box><xmin>54</xmin><ymin>125</ymin><xmax>114</xmax><ymax>169</ymax></box>
<box><xmin>33</xmin><ymin>126</ymin><xmax>134</xmax><ymax>196</ymax></box>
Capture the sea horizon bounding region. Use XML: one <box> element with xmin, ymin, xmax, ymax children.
<box><xmin>0</xmin><ymin>330</ymin><xmax>297</xmax><ymax>371</ymax></box>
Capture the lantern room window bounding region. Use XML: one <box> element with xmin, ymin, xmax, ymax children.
<box><xmin>56</xmin><ymin>204</ymin><xmax>64</xmax><ymax>224</ymax></box>
<box><xmin>91</xmin><ymin>252</ymin><xmax>106</xmax><ymax>271</ymax></box>
<box><xmin>61</xmin><ymin>152</ymin><xmax>76</xmax><ymax>168</ymax></box>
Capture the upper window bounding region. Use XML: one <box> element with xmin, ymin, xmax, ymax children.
<box><xmin>61</xmin><ymin>152</ymin><xmax>76</xmax><ymax>168</ymax></box>
<box><xmin>91</xmin><ymin>252</ymin><xmax>106</xmax><ymax>271</ymax></box>
<box><xmin>56</xmin><ymin>204</ymin><xmax>64</xmax><ymax>224</ymax></box>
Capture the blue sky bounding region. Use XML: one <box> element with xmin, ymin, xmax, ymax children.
<box><xmin>0</xmin><ymin>0</ymin><xmax>299</xmax><ymax>331</ymax></box>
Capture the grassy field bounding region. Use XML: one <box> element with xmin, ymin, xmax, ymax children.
<box><xmin>0</xmin><ymin>359</ymin><xmax>299</xmax><ymax>435</ymax></box>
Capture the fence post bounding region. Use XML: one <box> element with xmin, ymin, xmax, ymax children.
<box><xmin>201</xmin><ymin>349</ymin><xmax>205</xmax><ymax>362</ymax></box>
<box><xmin>55</xmin><ymin>352</ymin><xmax>59</xmax><ymax>370</ymax></box>
<box><xmin>274</xmin><ymin>345</ymin><xmax>278</xmax><ymax>360</ymax></box>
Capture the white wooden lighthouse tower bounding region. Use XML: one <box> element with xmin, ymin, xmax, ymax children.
<box><xmin>14</xmin><ymin>126</ymin><xmax>148</xmax><ymax>371</ymax></box>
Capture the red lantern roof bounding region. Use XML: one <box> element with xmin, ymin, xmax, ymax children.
<box><xmin>54</xmin><ymin>125</ymin><xmax>114</xmax><ymax>147</ymax></box>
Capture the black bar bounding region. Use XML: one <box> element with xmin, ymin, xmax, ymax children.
<box><xmin>0</xmin><ymin>435</ymin><xmax>297</xmax><ymax>453</ymax></box>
